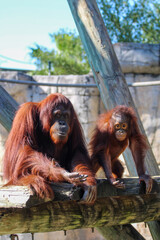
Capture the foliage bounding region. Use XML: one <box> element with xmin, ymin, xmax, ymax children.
<box><xmin>29</xmin><ymin>30</ymin><xmax>90</xmax><ymax>75</ymax></box>
<box><xmin>97</xmin><ymin>0</ymin><xmax>160</xmax><ymax>43</ymax></box>
<box><xmin>30</xmin><ymin>1</ymin><xmax>159</xmax><ymax>75</ymax></box>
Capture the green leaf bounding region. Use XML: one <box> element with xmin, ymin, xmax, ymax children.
<box><xmin>97</xmin><ymin>0</ymin><xmax>160</xmax><ymax>43</ymax></box>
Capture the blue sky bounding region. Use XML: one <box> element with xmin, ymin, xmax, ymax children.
<box><xmin>0</xmin><ymin>0</ymin><xmax>77</xmax><ymax>63</ymax></box>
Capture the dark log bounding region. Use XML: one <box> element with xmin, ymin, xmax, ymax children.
<box><xmin>0</xmin><ymin>194</ymin><xmax>159</xmax><ymax>236</ymax></box>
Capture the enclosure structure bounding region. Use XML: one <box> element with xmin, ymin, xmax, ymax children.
<box><xmin>0</xmin><ymin>0</ymin><xmax>159</xmax><ymax>240</ymax></box>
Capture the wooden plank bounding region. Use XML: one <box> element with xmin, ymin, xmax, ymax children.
<box><xmin>1</xmin><ymin>177</ymin><xmax>159</xmax><ymax>208</ymax></box>
<box><xmin>0</xmin><ymin>86</ymin><xmax>18</xmax><ymax>131</ymax></box>
<box><xmin>0</xmin><ymin>177</ymin><xmax>159</xmax><ymax>235</ymax></box>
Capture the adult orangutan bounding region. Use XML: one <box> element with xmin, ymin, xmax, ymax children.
<box><xmin>3</xmin><ymin>93</ymin><xmax>96</xmax><ymax>203</ymax></box>
<box><xmin>89</xmin><ymin>105</ymin><xmax>153</xmax><ymax>193</ymax></box>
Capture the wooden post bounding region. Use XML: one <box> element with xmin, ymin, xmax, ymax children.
<box><xmin>0</xmin><ymin>86</ymin><xmax>18</xmax><ymax>131</ymax></box>
<box><xmin>67</xmin><ymin>0</ymin><xmax>160</xmax><ymax>239</ymax></box>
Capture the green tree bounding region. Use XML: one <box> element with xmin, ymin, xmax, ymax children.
<box><xmin>97</xmin><ymin>0</ymin><xmax>160</xmax><ymax>43</ymax></box>
<box><xmin>29</xmin><ymin>30</ymin><xmax>90</xmax><ymax>75</ymax></box>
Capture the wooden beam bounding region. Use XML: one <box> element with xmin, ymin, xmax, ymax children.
<box><xmin>1</xmin><ymin>177</ymin><xmax>159</xmax><ymax>208</ymax></box>
<box><xmin>0</xmin><ymin>195</ymin><xmax>159</xmax><ymax>235</ymax></box>
<box><xmin>0</xmin><ymin>177</ymin><xmax>159</xmax><ymax>235</ymax></box>
<box><xmin>0</xmin><ymin>86</ymin><xmax>18</xmax><ymax>131</ymax></box>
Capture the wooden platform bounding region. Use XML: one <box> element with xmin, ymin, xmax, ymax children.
<box><xmin>0</xmin><ymin>177</ymin><xmax>159</xmax><ymax>235</ymax></box>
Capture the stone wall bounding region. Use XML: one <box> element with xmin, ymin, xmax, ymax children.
<box><xmin>0</xmin><ymin>43</ymin><xmax>159</xmax><ymax>240</ymax></box>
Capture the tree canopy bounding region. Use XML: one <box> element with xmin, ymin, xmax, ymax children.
<box><xmin>98</xmin><ymin>0</ymin><xmax>160</xmax><ymax>43</ymax></box>
<box><xmin>29</xmin><ymin>30</ymin><xmax>90</xmax><ymax>75</ymax></box>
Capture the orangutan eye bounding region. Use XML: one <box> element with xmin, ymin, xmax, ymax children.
<box><xmin>53</xmin><ymin>110</ymin><xmax>61</xmax><ymax>118</ymax></box>
<box><xmin>115</xmin><ymin>124</ymin><xmax>120</xmax><ymax>130</ymax></box>
<box><xmin>122</xmin><ymin>123</ymin><xmax>128</xmax><ymax>129</ymax></box>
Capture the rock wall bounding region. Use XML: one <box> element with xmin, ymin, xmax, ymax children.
<box><xmin>0</xmin><ymin>43</ymin><xmax>159</xmax><ymax>240</ymax></box>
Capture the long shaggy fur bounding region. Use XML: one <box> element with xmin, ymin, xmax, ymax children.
<box><xmin>3</xmin><ymin>93</ymin><xmax>96</xmax><ymax>198</ymax></box>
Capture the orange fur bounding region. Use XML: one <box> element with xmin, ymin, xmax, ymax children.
<box><xmin>89</xmin><ymin>105</ymin><xmax>148</xmax><ymax>179</ymax></box>
<box><xmin>3</xmin><ymin>93</ymin><xmax>96</xmax><ymax>198</ymax></box>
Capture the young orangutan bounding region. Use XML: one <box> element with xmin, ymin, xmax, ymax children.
<box><xmin>89</xmin><ymin>105</ymin><xmax>153</xmax><ymax>193</ymax></box>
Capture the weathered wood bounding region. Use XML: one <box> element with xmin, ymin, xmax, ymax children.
<box><xmin>0</xmin><ymin>193</ymin><xmax>159</xmax><ymax>235</ymax></box>
<box><xmin>97</xmin><ymin>225</ymin><xmax>146</xmax><ymax>240</ymax></box>
<box><xmin>0</xmin><ymin>86</ymin><xmax>18</xmax><ymax>131</ymax></box>
<box><xmin>147</xmin><ymin>221</ymin><xmax>160</xmax><ymax>240</ymax></box>
<box><xmin>0</xmin><ymin>178</ymin><xmax>159</xmax><ymax>235</ymax></box>
<box><xmin>0</xmin><ymin>194</ymin><xmax>159</xmax><ymax>236</ymax></box>
<box><xmin>1</xmin><ymin>177</ymin><xmax>160</xmax><ymax>208</ymax></box>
